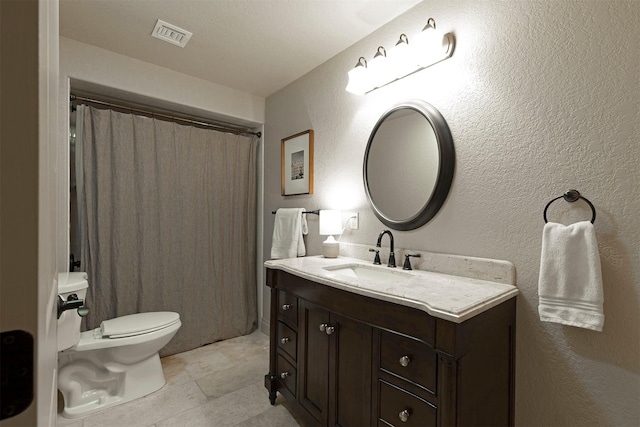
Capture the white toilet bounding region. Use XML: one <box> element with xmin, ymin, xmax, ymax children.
<box><xmin>57</xmin><ymin>272</ymin><xmax>181</xmax><ymax>418</ymax></box>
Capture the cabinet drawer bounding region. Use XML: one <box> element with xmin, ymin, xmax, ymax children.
<box><xmin>276</xmin><ymin>353</ymin><xmax>296</xmax><ymax>397</ymax></box>
<box><xmin>380</xmin><ymin>330</ymin><xmax>436</xmax><ymax>394</ymax></box>
<box><xmin>378</xmin><ymin>380</ymin><xmax>436</xmax><ymax>427</ymax></box>
<box><xmin>278</xmin><ymin>290</ymin><xmax>298</xmax><ymax>326</ymax></box>
<box><xmin>276</xmin><ymin>321</ymin><xmax>297</xmax><ymax>361</ymax></box>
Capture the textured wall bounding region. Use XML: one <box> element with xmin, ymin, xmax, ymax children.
<box><xmin>264</xmin><ymin>1</ymin><xmax>639</xmax><ymax>425</ymax></box>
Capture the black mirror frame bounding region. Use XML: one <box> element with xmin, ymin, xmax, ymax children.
<box><xmin>363</xmin><ymin>100</ymin><xmax>455</xmax><ymax>231</ymax></box>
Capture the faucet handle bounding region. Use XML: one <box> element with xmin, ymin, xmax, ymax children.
<box><xmin>369</xmin><ymin>248</ymin><xmax>381</xmax><ymax>265</ymax></box>
<box><xmin>403</xmin><ymin>253</ymin><xmax>421</xmax><ymax>270</ymax></box>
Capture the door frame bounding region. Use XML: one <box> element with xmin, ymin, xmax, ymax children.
<box><xmin>0</xmin><ymin>0</ymin><xmax>59</xmax><ymax>425</ymax></box>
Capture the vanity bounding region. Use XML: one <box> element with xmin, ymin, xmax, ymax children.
<box><xmin>265</xmin><ymin>100</ymin><xmax>515</xmax><ymax>425</ymax></box>
<box><xmin>264</xmin><ymin>255</ymin><xmax>518</xmax><ymax>427</ymax></box>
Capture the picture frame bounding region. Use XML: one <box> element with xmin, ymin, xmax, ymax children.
<box><xmin>281</xmin><ymin>129</ymin><xmax>314</xmax><ymax>196</ymax></box>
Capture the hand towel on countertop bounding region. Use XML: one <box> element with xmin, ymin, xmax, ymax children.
<box><xmin>538</xmin><ymin>221</ymin><xmax>604</xmax><ymax>331</ymax></box>
<box><xmin>270</xmin><ymin>208</ymin><xmax>308</xmax><ymax>259</ymax></box>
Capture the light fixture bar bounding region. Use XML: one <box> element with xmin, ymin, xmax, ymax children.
<box><xmin>345</xmin><ymin>17</ymin><xmax>455</xmax><ymax>95</ymax></box>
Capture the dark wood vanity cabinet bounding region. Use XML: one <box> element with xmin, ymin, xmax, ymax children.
<box><xmin>298</xmin><ymin>302</ymin><xmax>373</xmax><ymax>426</ymax></box>
<box><xmin>265</xmin><ymin>268</ymin><xmax>516</xmax><ymax>427</ymax></box>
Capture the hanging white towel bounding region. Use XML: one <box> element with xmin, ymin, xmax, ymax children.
<box><xmin>538</xmin><ymin>221</ymin><xmax>604</xmax><ymax>331</ymax></box>
<box><xmin>271</xmin><ymin>208</ymin><xmax>308</xmax><ymax>259</ymax></box>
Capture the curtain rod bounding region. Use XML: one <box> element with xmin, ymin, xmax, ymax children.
<box><xmin>70</xmin><ymin>94</ymin><xmax>262</xmax><ymax>138</ymax></box>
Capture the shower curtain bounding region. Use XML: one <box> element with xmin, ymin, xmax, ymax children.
<box><xmin>76</xmin><ymin>105</ymin><xmax>258</xmax><ymax>356</ymax></box>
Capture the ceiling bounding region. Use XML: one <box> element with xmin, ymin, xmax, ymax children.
<box><xmin>59</xmin><ymin>0</ymin><xmax>423</xmax><ymax>98</ymax></box>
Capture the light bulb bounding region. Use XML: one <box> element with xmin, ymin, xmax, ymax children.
<box><xmin>412</xmin><ymin>18</ymin><xmax>445</xmax><ymax>68</ymax></box>
<box><xmin>368</xmin><ymin>46</ymin><xmax>392</xmax><ymax>89</ymax></box>
<box><xmin>345</xmin><ymin>57</ymin><xmax>370</xmax><ymax>95</ymax></box>
<box><xmin>388</xmin><ymin>33</ymin><xmax>413</xmax><ymax>79</ymax></box>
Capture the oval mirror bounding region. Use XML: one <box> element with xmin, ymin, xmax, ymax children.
<box><xmin>363</xmin><ymin>100</ymin><xmax>454</xmax><ymax>231</ymax></box>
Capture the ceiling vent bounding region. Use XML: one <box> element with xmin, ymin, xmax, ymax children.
<box><xmin>151</xmin><ymin>19</ymin><xmax>192</xmax><ymax>48</ymax></box>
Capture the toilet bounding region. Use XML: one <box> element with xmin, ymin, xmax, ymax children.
<box><xmin>57</xmin><ymin>272</ymin><xmax>181</xmax><ymax>418</ymax></box>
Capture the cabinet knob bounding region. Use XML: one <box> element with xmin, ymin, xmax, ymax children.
<box><xmin>399</xmin><ymin>409</ymin><xmax>411</xmax><ymax>423</ymax></box>
<box><xmin>280</xmin><ymin>371</ymin><xmax>289</xmax><ymax>379</ymax></box>
<box><xmin>282</xmin><ymin>303</ymin><xmax>292</xmax><ymax>311</ymax></box>
<box><xmin>319</xmin><ymin>324</ymin><xmax>336</xmax><ymax>335</ymax></box>
<box><xmin>280</xmin><ymin>337</ymin><xmax>290</xmax><ymax>344</ymax></box>
<box><xmin>399</xmin><ymin>355</ymin><xmax>411</xmax><ymax>367</ymax></box>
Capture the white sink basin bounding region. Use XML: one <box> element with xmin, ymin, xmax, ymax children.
<box><xmin>322</xmin><ymin>264</ymin><xmax>412</xmax><ymax>284</ymax></box>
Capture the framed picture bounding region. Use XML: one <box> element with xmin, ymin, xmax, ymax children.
<box><xmin>281</xmin><ymin>129</ymin><xmax>314</xmax><ymax>195</ymax></box>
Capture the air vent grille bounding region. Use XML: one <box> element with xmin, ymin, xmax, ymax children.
<box><xmin>151</xmin><ymin>19</ymin><xmax>193</xmax><ymax>48</ymax></box>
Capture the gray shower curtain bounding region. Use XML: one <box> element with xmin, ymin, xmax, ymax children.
<box><xmin>77</xmin><ymin>106</ymin><xmax>258</xmax><ymax>356</ymax></box>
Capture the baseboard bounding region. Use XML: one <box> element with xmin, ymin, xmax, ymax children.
<box><xmin>260</xmin><ymin>318</ymin><xmax>270</xmax><ymax>336</ymax></box>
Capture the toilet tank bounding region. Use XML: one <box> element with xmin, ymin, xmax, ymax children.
<box><xmin>57</xmin><ymin>272</ymin><xmax>89</xmax><ymax>352</ymax></box>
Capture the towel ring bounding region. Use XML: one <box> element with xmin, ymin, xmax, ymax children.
<box><xmin>543</xmin><ymin>189</ymin><xmax>596</xmax><ymax>224</ymax></box>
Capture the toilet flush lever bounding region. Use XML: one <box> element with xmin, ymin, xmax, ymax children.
<box><xmin>57</xmin><ymin>294</ymin><xmax>89</xmax><ymax>319</ymax></box>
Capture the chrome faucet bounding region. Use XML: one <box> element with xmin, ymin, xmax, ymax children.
<box><xmin>376</xmin><ymin>230</ymin><xmax>396</xmax><ymax>268</ymax></box>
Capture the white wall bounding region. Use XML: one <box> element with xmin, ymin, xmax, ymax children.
<box><xmin>264</xmin><ymin>1</ymin><xmax>639</xmax><ymax>425</ymax></box>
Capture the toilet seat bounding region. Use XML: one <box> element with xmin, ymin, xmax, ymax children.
<box><xmin>101</xmin><ymin>312</ymin><xmax>180</xmax><ymax>338</ymax></box>
<box><xmin>70</xmin><ymin>312</ymin><xmax>182</xmax><ymax>353</ymax></box>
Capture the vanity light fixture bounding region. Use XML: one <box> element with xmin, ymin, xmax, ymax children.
<box><xmin>345</xmin><ymin>17</ymin><xmax>455</xmax><ymax>95</ymax></box>
<box><xmin>319</xmin><ymin>210</ymin><xmax>342</xmax><ymax>258</ymax></box>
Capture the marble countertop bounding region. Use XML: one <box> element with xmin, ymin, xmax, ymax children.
<box><xmin>265</xmin><ymin>256</ymin><xmax>519</xmax><ymax>323</ymax></box>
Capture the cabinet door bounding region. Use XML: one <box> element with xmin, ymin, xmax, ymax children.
<box><xmin>330</xmin><ymin>313</ymin><xmax>373</xmax><ymax>427</ymax></box>
<box><xmin>299</xmin><ymin>301</ymin><xmax>330</xmax><ymax>424</ymax></box>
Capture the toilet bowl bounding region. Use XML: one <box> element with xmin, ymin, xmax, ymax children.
<box><xmin>57</xmin><ymin>272</ymin><xmax>181</xmax><ymax>418</ymax></box>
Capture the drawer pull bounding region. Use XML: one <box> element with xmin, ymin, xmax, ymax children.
<box><xmin>281</xmin><ymin>303</ymin><xmax>293</xmax><ymax>311</ymax></box>
<box><xmin>325</xmin><ymin>326</ymin><xmax>335</xmax><ymax>335</ymax></box>
<box><xmin>280</xmin><ymin>371</ymin><xmax>290</xmax><ymax>379</ymax></box>
<box><xmin>319</xmin><ymin>323</ymin><xmax>327</xmax><ymax>332</ymax></box>
<box><xmin>280</xmin><ymin>337</ymin><xmax>290</xmax><ymax>344</ymax></box>
<box><xmin>399</xmin><ymin>355</ymin><xmax>411</xmax><ymax>367</ymax></box>
<box><xmin>399</xmin><ymin>409</ymin><xmax>411</xmax><ymax>423</ymax></box>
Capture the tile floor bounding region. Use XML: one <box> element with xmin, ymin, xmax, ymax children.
<box><xmin>56</xmin><ymin>330</ymin><xmax>304</xmax><ymax>427</ymax></box>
